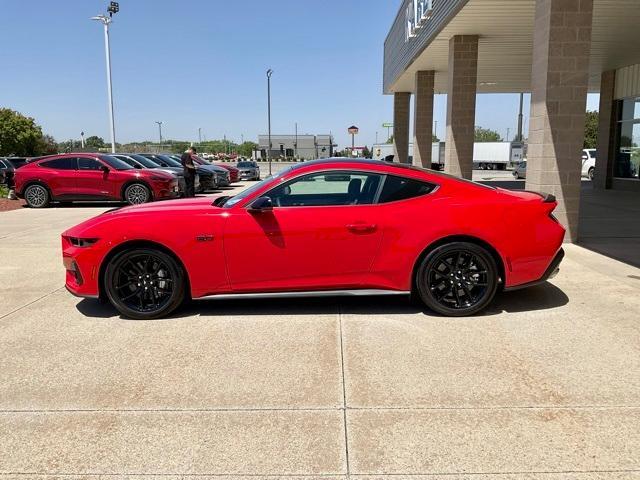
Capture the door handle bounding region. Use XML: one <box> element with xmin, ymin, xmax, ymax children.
<box><xmin>346</xmin><ymin>223</ymin><xmax>377</xmax><ymax>234</ymax></box>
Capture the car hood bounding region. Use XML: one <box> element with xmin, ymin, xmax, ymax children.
<box><xmin>62</xmin><ymin>197</ymin><xmax>224</xmax><ymax>238</ymax></box>
<box><xmin>155</xmin><ymin>167</ymin><xmax>183</xmax><ymax>176</ymax></box>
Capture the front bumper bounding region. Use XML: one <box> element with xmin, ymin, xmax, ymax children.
<box><xmin>504</xmin><ymin>248</ymin><xmax>565</xmax><ymax>292</ymax></box>
<box><xmin>62</xmin><ymin>237</ymin><xmax>104</xmax><ymax>299</ymax></box>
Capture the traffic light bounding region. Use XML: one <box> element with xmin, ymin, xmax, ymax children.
<box><xmin>108</xmin><ymin>2</ymin><xmax>119</xmax><ymax>17</ymax></box>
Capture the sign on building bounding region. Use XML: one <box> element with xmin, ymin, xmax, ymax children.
<box><xmin>405</xmin><ymin>0</ymin><xmax>434</xmax><ymax>42</ymax></box>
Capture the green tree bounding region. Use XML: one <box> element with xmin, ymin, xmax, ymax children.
<box><xmin>237</xmin><ymin>141</ymin><xmax>258</xmax><ymax>157</ymax></box>
<box><xmin>38</xmin><ymin>134</ymin><xmax>58</xmax><ymax>155</ymax></box>
<box><xmin>584</xmin><ymin>110</ymin><xmax>598</xmax><ymax>149</ymax></box>
<box><xmin>362</xmin><ymin>146</ymin><xmax>372</xmax><ymax>158</ymax></box>
<box><xmin>84</xmin><ymin>136</ymin><xmax>106</xmax><ymax>151</ymax></box>
<box><xmin>475</xmin><ymin>127</ymin><xmax>502</xmax><ymax>142</ymax></box>
<box><xmin>0</xmin><ymin>108</ymin><xmax>46</xmax><ymax>156</ymax></box>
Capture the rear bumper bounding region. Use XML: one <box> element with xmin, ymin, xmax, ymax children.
<box><xmin>504</xmin><ymin>248</ymin><xmax>565</xmax><ymax>292</ymax></box>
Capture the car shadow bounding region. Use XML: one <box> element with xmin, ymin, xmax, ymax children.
<box><xmin>75</xmin><ymin>282</ymin><xmax>568</xmax><ymax>320</ymax></box>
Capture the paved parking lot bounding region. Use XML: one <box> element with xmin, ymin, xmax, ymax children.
<box><xmin>1</xmin><ymin>181</ymin><xmax>639</xmax><ymax>478</ymax></box>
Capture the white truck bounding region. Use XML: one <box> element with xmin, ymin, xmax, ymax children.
<box><xmin>371</xmin><ymin>141</ymin><xmax>523</xmax><ymax>170</ymax></box>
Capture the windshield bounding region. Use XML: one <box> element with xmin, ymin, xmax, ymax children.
<box><xmin>127</xmin><ymin>154</ymin><xmax>162</xmax><ymax>168</ymax></box>
<box><xmin>237</xmin><ymin>162</ymin><xmax>255</xmax><ymax>168</ymax></box>
<box><xmin>223</xmin><ymin>167</ymin><xmax>294</xmax><ymax>208</ymax></box>
<box><xmin>155</xmin><ymin>155</ymin><xmax>182</xmax><ymax>168</ymax></box>
<box><xmin>99</xmin><ymin>155</ymin><xmax>134</xmax><ymax>170</ymax></box>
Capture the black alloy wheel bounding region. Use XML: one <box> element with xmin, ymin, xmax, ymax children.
<box><xmin>416</xmin><ymin>242</ymin><xmax>498</xmax><ymax>316</ymax></box>
<box><xmin>104</xmin><ymin>248</ymin><xmax>185</xmax><ymax>320</ymax></box>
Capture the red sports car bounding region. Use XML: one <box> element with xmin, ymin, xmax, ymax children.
<box><xmin>15</xmin><ymin>154</ymin><xmax>179</xmax><ymax>208</ymax></box>
<box><xmin>62</xmin><ymin>159</ymin><xmax>565</xmax><ymax>319</ymax></box>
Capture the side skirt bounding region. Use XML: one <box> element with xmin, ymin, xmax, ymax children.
<box><xmin>194</xmin><ymin>289</ymin><xmax>411</xmax><ymax>301</ymax></box>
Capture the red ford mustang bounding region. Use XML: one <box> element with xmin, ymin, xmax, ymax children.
<box><xmin>62</xmin><ymin>159</ymin><xmax>565</xmax><ymax>319</ymax></box>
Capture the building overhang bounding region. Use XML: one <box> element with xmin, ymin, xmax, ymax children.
<box><xmin>384</xmin><ymin>0</ymin><xmax>640</xmax><ymax>95</ymax></box>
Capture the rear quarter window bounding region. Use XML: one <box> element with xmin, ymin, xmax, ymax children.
<box><xmin>378</xmin><ymin>175</ymin><xmax>436</xmax><ymax>203</ymax></box>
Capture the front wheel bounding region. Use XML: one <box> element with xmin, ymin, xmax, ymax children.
<box><xmin>415</xmin><ymin>242</ymin><xmax>499</xmax><ymax>317</ymax></box>
<box><xmin>124</xmin><ymin>183</ymin><xmax>151</xmax><ymax>205</ymax></box>
<box><xmin>104</xmin><ymin>248</ymin><xmax>186</xmax><ymax>320</ymax></box>
<box><xmin>588</xmin><ymin>168</ymin><xmax>595</xmax><ymax>181</ymax></box>
<box><xmin>24</xmin><ymin>184</ymin><xmax>50</xmax><ymax>208</ymax></box>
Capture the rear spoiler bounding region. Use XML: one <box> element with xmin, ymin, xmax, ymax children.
<box><xmin>525</xmin><ymin>191</ymin><xmax>556</xmax><ymax>203</ymax></box>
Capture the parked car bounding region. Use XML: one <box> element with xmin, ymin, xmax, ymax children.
<box><xmin>112</xmin><ymin>154</ymin><xmax>199</xmax><ymax>196</ymax></box>
<box><xmin>236</xmin><ymin>160</ymin><xmax>261</xmax><ymax>181</ymax></box>
<box><xmin>14</xmin><ymin>153</ymin><xmax>179</xmax><ymax>208</ymax></box>
<box><xmin>214</xmin><ymin>162</ymin><xmax>240</xmax><ymax>183</ymax></box>
<box><xmin>62</xmin><ymin>158</ymin><xmax>565</xmax><ymax>320</ymax></box>
<box><xmin>173</xmin><ymin>155</ymin><xmax>230</xmax><ymax>187</ymax></box>
<box><xmin>139</xmin><ymin>154</ymin><xmax>217</xmax><ymax>192</ymax></box>
<box><xmin>0</xmin><ymin>157</ymin><xmax>28</xmax><ymax>188</ymax></box>
<box><xmin>581</xmin><ymin>148</ymin><xmax>596</xmax><ymax>180</ymax></box>
<box><xmin>513</xmin><ymin>160</ymin><xmax>526</xmax><ymax>179</ymax></box>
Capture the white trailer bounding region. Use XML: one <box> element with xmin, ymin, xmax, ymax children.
<box><xmin>371</xmin><ymin>143</ymin><xmax>444</xmax><ymax>169</ymax></box>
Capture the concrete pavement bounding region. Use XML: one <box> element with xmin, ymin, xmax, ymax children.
<box><xmin>1</xmin><ymin>182</ymin><xmax>640</xmax><ymax>477</ymax></box>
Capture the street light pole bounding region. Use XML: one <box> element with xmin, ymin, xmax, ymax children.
<box><xmin>155</xmin><ymin>121</ymin><xmax>163</xmax><ymax>149</ymax></box>
<box><xmin>266</xmin><ymin>69</ymin><xmax>273</xmax><ymax>175</ymax></box>
<box><xmin>198</xmin><ymin>127</ymin><xmax>202</xmax><ymax>144</ymax></box>
<box><xmin>91</xmin><ymin>3</ymin><xmax>119</xmax><ymax>154</ymax></box>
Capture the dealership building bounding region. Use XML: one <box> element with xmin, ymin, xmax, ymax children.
<box><xmin>385</xmin><ymin>0</ymin><xmax>640</xmax><ymax>242</ymax></box>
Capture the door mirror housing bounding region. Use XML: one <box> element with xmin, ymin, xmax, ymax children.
<box><xmin>249</xmin><ymin>196</ymin><xmax>273</xmax><ymax>213</ymax></box>
<box><xmin>101</xmin><ymin>165</ymin><xmax>110</xmax><ymax>173</ymax></box>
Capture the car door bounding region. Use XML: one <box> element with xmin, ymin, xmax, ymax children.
<box><xmin>223</xmin><ymin>170</ymin><xmax>385</xmax><ymax>292</ymax></box>
<box><xmin>75</xmin><ymin>156</ymin><xmax>113</xmax><ymax>199</ymax></box>
<box><xmin>39</xmin><ymin>157</ymin><xmax>78</xmax><ymax>197</ymax></box>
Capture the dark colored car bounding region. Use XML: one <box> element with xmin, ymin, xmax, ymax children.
<box><xmin>236</xmin><ymin>160</ymin><xmax>261</xmax><ymax>181</ymax></box>
<box><xmin>14</xmin><ymin>153</ymin><xmax>179</xmax><ymax>208</ymax></box>
<box><xmin>113</xmin><ymin>154</ymin><xmax>200</xmax><ymax>196</ymax></box>
<box><xmin>186</xmin><ymin>156</ymin><xmax>231</xmax><ymax>187</ymax></box>
<box><xmin>0</xmin><ymin>157</ymin><xmax>28</xmax><ymax>188</ymax></box>
<box><xmin>140</xmin><ymin>154</ymin><xmax>217</xmax><ymax>192</ymax></box>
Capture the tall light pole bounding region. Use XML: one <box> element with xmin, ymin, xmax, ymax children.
<box><xmin>91</xmin><ymin>2</ymin><xmax>119</xmax><ymax>153</ymax></box>
<box><xmin>266</xmin><ymin>69</ymin><xmax>273</xmax><ymax>175</ymax></box>
<box><xmin>198</xmin><ymin>127</ymin><xmax>202</xmax><ymax>144</ymax></box>
<box><xmin>155</xmin><ymin>121</ymin><xmax>163</xmax><ymax>149</ymax></box>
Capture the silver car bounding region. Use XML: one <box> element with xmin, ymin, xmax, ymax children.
<box><xmin>513</xmin><ymin>160</ymin><xmax>526</xmax><ymax>179</ymax></box>
<box><xmin>236</xmin><ymin>160</ymin><xmax>261</xmax><ymax>181</ymax></box>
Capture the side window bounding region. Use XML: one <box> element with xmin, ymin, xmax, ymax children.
<box><xmin>378</xmin><ymin>175</ymin><xmax>436</xmax><ymax>204</ymax></box>
<box><xmin>78</xmin><ymin>157</ymin><xmax>103</xmax><ymax>171</ymax></box>
<box><xmin>266</xmin><ymin>171</ymin><xmax>382</xmax><ymax>207</ymax></box>
<box><xmin>41</xmin><ymin>158</ymin><xmax>77</xmax><ymax>170</ymax></box>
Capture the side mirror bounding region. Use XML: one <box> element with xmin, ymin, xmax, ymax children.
<box><xmin>135</xmin><ymin>164</ymin><xmax>142</xmax><ymax>169</ymax></box>
<box><xmin>101</xmin><ymin>165</ymin><xmax>110</xmax><ymax>173</ymax></box>
<box><xmin>248</xmin><ymin>196</ymin><xmax>273</xmax><ymax>213</ymax></box>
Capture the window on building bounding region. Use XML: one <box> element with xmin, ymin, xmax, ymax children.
<box><xmin>615</xmin><ymin>97</ymin><xmax>640</xmax><ymax>180</ymax></box>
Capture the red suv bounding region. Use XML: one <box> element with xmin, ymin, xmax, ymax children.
<box><xmin>14</xmin><ymin>153</ymin><xmax>179</xmax><ymax>208</ymax></box>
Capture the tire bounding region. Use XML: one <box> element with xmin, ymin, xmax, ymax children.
<box><xmin>588</xmin><ymin>168</ymin><xmax>595</xmax><ymax>181</ymax></box>
<box><xmin>124</xmin><ymin>183</ymin><xmax>151</xmax><ymax>205</ymax></box>
<box><xmin>24</xmin><ymin>184</ymin><xmax>50</xmax><ymax>208</ymax></box>
<box><xmin>104</xmin><ymin>248</ymin><xmax>186</xmax><ymax>320</ymax></box>
<box><xmin>415</xmin><ymin>242</ymin><xmax>499</xmax><ymax>317</ymax></box>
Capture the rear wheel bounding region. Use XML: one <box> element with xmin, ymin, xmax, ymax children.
<box><xmin>124</xmin><ymin>183</ymin><xmax>151</xmax><ymax>205</ymax></box>
<box><xmin>24</xmin><ymin>184</ymin><xmax>50</xmax><ymax>208</ymax></box>
<box><xmin>104</xmin><ymin>248</ymin><xmax>185</xmax><ymax>320</ymax></box>
<box><xmin>416</xmin><ymin>242</ymin><xmax>499</xmax><ymax>316</ymax></box>
<box><xmin>588</xmin><ymin>167</ymin><xmax>595</xmax><ymax>181</ymax></box>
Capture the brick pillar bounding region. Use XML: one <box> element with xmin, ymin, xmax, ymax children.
<box><xmin>393</xmin><ymin>92</ymin><xmax>411</xmax><ymax>164</ymax></box>
<box><xmin>413</xmin><ymin>71</ymin><xmax>435</xmax><ymax>168</ymax></box>
<box><xmin>594</xmin><ymin>70</ymin><xmax>617</xmax><ymax>190</ymax></box>
<box><xmin>525</xmin><ymin>0</ymin><xmax>593</xmax><ymax>243</ymax></box>
<box><xmin>444</xmin><ymin>35</ymin><xmax>479</xmax><ymax>180</ymax></box>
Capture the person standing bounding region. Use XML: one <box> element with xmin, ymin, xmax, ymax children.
<box><xmin>181</xmin><ymin>146</ymin><xmax>197</xmax><ymax>197</ymax></box>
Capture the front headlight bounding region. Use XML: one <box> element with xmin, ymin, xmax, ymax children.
<box><xmin>64</xmin><ymin>236</ymin><xmax>99</xmax><ymax>248</ymax></box>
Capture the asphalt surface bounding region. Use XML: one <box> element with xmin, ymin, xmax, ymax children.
<box><xmin>1</xmin><ymin>178</ymin><xmax>640</xmax><ymax>478</ymax></box>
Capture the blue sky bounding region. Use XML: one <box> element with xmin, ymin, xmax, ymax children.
<box><xmin>0</xmin><ymin>0</ymin><xmax>599</xmax><ymax>149</ymax></box>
